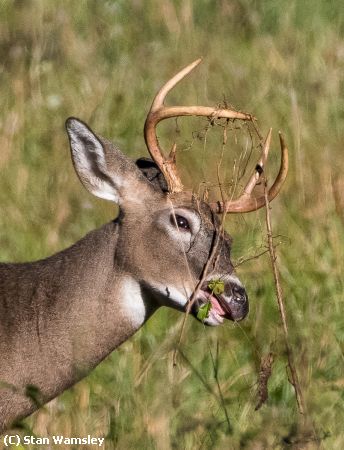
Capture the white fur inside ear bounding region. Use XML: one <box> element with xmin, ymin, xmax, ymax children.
<box><xmin>66</xmin><ymin>119</ymin><xmax>119</xmax><ymax>202</ymax></box>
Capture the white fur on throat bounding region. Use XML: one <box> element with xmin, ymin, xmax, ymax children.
<box><xmin>119</xmin><ymin>276</ymin><xmax>146</xmax><ymax>328</ymax></box>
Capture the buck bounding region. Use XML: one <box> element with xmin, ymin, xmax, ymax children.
<box><xmin>0</xmin><ymin>59</ymin><xmax>288</xmax><ymax>432</ymax></box>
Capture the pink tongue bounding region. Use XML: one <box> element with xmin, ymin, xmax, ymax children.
<box><xmin>209</xmin><ymin>294</ymin><xmax>226</xmax><ymax>316</ymax></box>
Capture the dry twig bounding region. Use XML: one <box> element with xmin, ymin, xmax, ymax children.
<box><xmin>255</xmin><ymin>352</ymin><xmax>275</xmax><ymax>410</ymax></box>
<box><xmin>263</xmin><ymin>146</ymin><xmax>306</xmax><ymax>415</ymax></box>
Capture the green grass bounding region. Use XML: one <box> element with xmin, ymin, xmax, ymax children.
<box><xmin>0</xmin><ymin>0</ymin><xmax>344</xmax><ymax>448</ymax></box>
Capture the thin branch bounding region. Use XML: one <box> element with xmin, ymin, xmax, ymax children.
<box><xmin>178</xmin><ymin>350</ymin><xmax>219</xmax><ymax>401</ymax></box>
<box><xmin>206</xmin><ymin>338</ymin><xmax>232</xmax><ymax>433</ymax></box>
<box><xmin>172</xmin><ymin>220</ymin><xmax>223</xmax><ymax>366</ymax></box>
<box><xmin>263</xmin><ymin>180</ymin><xmax>306</xmax><ymax>415</ymax></box>
<box><xmin>234</xmin><ymin>248</ymin><xmax>270</xmax><ymax>268</ymax></box>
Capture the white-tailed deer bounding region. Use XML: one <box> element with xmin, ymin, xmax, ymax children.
<box><xmin>0</xmin><ymin>59</ymin><xmax>288</xmax><ymax>432</ymax></box>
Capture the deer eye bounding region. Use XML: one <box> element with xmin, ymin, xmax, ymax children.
<box><xmin>171</xmin><ymin>214</ymin><xmax>191</xmax><ymax>231</ymax></box>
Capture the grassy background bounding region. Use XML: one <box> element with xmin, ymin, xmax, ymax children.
<box><xmin>0</xmin><ymin>0</ymin><xmax>344</xmax><ymax>448</ymax></box>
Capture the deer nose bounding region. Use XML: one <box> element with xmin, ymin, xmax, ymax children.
<box><xmin>232</xmin><ymin>285</ymin><xmax>247</xmax><ymax>304</ymax></box>
<box><xmin>229</xmin><ymin>284</ymin><xmax>249</xmax><ymax>320</ymax></box>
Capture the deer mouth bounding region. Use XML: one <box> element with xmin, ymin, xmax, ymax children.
<box><xmin>194</xmin><ymin>281</ymin><xmax>249</xmax><ymax>326</ymax></box>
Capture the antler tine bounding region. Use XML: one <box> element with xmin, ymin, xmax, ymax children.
<box><xmin>211</xmin><ymin>130</ymin><xmax>289</xmax><ymax>213</ymax></box>
<box><xmin>242</xmin><ymin>128</ymin><xmax>272</xmax><ymax>196</ymax></box>
<box><xmin>150</xmin><ymin>58</ymin><xmax>203</xmax><ymax>112</ymax></box>
<box><xmin>144</xmin><ymin>59</ymin><xmax>254</xmax><ymax>193</ymax></box>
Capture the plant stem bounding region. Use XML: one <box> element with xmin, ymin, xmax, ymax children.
<box><xmin>264</xmin><ymin>182</ymin><xmax>306</xmax><ymax>415</ymax></box>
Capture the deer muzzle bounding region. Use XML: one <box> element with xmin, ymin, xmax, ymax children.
<box><xmin>196</xmin><ymin>280</ymin><xmax>249</xmax><ymax>326</ymax></box>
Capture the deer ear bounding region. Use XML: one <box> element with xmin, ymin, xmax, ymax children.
<box><xmin>66</xmin><ymin>116</ymin><xmax>162</xmax><ymax>207</ymax></box>
<box><xmin>66</xmin><ymin>118</ymin><xmax>122</xmax><ymax>202</ymax></box>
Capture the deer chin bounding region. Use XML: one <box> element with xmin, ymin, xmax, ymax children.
<box><xmin>193</xmin><ymin>282</ymin><xmax>249</xmax><ymax>326</ymax></box>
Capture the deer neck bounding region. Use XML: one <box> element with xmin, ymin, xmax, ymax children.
<box><xmin>0</xmin><ymin>220</ymin><xmax>156</xmax><ymax>429</ymax></box>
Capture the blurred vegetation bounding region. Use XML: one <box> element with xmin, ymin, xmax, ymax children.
<box><xmin>0</xmin><ymin>0</ymin><xmax>343</xmax><ymax>448</ymax></box>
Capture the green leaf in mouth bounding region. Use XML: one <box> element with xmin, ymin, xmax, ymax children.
<box><xmin>208</xmin><ymin>279</ymin><xmax>225</xmax><ymax>295</ymax></box>
<box><xmin>197</xmin><ymin>301</ymin><xmax>212</xmax><ymax>321</ymax></box>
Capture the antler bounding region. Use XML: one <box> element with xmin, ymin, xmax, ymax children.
<box><xmin>210</xmin><ymin>130</ymin><xmax>289</xmax><ymax>213</ymax></box>
<box><xmin>144</xmin><ymin>58</ymin><xmax>289</xmax><ymax>211</ymax></box>
<box><xmin>144</xmin><ymin>58</ymin><xmax>253</xmax><ymax>193</ymax></box>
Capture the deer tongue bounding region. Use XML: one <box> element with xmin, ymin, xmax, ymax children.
<box><xmin>208</xmin><ymin>294</ymin><xmax>226</xmax><ymax>316</ymax></box>
<box><xmin>201</xmin><ymin>289</ymin><xmax>227</xmax><ymax>317</ymax></box>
